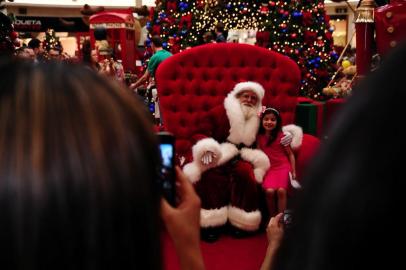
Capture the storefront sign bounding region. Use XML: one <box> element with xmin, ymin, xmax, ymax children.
<box><xmin>14</xmin><ymin>16</ymin><xmax>89</xmax><ymax>32</ymax></box>
<box><xmin>90</xmin><ymin>23</ymin><xmax>134</xmax><ymax>30</ymax></box>
<box><xmin>14</xmin><ymin>19</ymin><xmax>42</xmax><ymax>31</ymax></box>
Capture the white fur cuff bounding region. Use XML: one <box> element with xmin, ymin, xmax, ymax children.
<box><xmin>240</xmin><ymin>148</ymin><xmax>270</xmax><ymax>183</ymax></box>
<box><xmin>228</xmin><ymin>206</ymin><xmax>261</xmax><ymax>231</ymax></box>
<box><xmin>200</xmin><ymin>206</ymin><xmax>228</xmax><ymax>228</ymax></box>
<box><xmin>282</xmin><ymin>124</ymin><xmax>303</xmax><ymax>150</ymax></box>
<box><xmin>183</xmin><ymin>138</ymin><xmax>223</xmax><ymax>183</ymax></box>
<box><xmin>192</xmin><ymin>138</ymin><xmax>222</xmax><ymax>167</ymax></box>
<box><xmin>183</xmin><ymin>162</ymin><xmax>201</xmax><ymax>183</ymax></box>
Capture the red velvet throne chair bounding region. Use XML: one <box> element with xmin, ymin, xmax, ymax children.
<box><xmin>155</xmin><ymin>43</ymin><xmax>319</xmax><ymax>181</ymax></box>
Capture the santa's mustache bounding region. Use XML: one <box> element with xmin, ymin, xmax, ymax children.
<box><xmin>241</xmin><ymin>103</ymin><xmax>257</xmax><ymax>119</ymax></box>
<box><xmin>241</xmin><ymin>102</ymin><xmax>254</xmax><ymax>107</ymax></box>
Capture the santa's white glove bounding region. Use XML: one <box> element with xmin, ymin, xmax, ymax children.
<box><xmin>201</xmin><ymin>151</ymin><xmax>216</xmax><ymax>165</ymax></box>
<box><xmin>280</xmin><ymin>131</ymin><xmax>293</xmax><ymax>146</ymax></box>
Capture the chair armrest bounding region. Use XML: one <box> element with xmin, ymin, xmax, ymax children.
<box><xmin>295</xmin><ymin>134</ymin><xmax>320</xmax><ymax>179</ymax></box>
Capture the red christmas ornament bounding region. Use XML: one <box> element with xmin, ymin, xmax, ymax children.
<box><xmin>283</xmin><ymin>11</ymin><xmax>289</xmax><ymax>17</ymax></box>
<box><xmin>166</xmin><ymin>0</ymin><xmax>177</xmax><ymax>11</ymax></box>
<box><xmin>325</xmin><ymin>32</ymin><xmax>333</xmax><ymax>41</ymax></box>
<box><xmin>316</xmin><ymin>38</ymin><xmax>325</xmax><ymax>47</ymax></box>
<box><xmin>304</xmin><ymin>31</ymin><xmax>317</xmax><ymax>43</ymax></box>
<box><xmin>196</xmin><ymin>0</ymin><xmax>205</xmax><ymax>8</ymax></box>
<box><xmin>284</xmin><ymin>45</ymin><xmax>292</xmax><ymax>54</ymax></box>
<box><xmin>291</xmin><ymin>33</ymin><xmax>297</xmax><ymax>39</ymax></box>
<box><xmin>280</xmin><ymin>23</ymin><xmax>287</xmax><ymax>29</ymax></box>
<box><xmin>152</xmin><ymin>25</ymin><xmax>161</xmax><ymax>35</ymax></box>
<box><xmin>10</xmin><ymin>31</ymin><xmax>18</xmax><ymax>40</ymax></box>
<box><xmin>269</xmin><ymin>1</ymin><xmax>276</xmax><ymax>7</ymax></box>
<box><xmin>171</xmin><ymin>43</ymin><xmax>181</xmax><ymax>54</ymax></box>
<box><xmin>279</xmin><ymin>9</ymin><xmax>285</xmax><ymax>15</ymax></box>
<box><xmin>302</xmin><ymin>11</ymin><xmax>312</xmax><ymax>26</ymax></box>
<box><xmin>260</xmin><ymin>4</ymin><xmax>269</xmax><ymax>14</ymax></box>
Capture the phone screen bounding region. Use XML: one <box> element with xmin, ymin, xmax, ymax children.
<box><xmin>158</xmin><ymin>137</ymin><xmax>176</xmax><ymax>206</ymax></box>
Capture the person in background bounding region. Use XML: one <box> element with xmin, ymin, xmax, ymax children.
<box><xmin>28</xmin><ymin>37</ymin><xmax>44</xmax><ymax>62</ymax></box>
<box><xmin>82</xmin><ymin>39</ymin><xmax>100</xmax><ymax>71</ymax></box>
<box><xmin>257</xmin><ymin>107</ymin><xmax>297</xmax><ymax>218</ymax></box>
<box><xmin>130</xmin><ymin>35</ymin><xmax>172</xmax><ymax>125</ymax></box>
<box><xmin>48</xmin><ymin>47</ymin><xmax>62</xmax><ymax>61</ymax></box>
<box><xmin>261</xmin><ymin>42</ymin><xmax>406</xmax><ymax>270</ymax></box>
<box><xmin>16</xmin><ymin>45</ymin><xmax>35</xmax><ymax>60</ymax></box>
<box><xmin>0</xmin><ymin>58</ymin><xmax>204</xmax><ymax>270</ymax></box>
<box><xmin>215</xmin><ymin>22</ymin><xmax>226</xmax><ymax>43</ymax></box>
<box><xmin>203</xmin><ymin>31</ymin><xmax>215</xmax><ymax>44</ymax></box>
<box><xmin>129</xmin><ymin>35</ymin><xmax>172</xmax><ymax>90</ymax></box>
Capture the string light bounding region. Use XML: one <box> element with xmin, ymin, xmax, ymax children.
<box><xmin>148</xmin><ymin>0</ymin><xmax>336</xmax><ymax>99</ymax></box>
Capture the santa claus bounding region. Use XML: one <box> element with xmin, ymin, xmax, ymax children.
<box><xmin>183</xmin><ymin>81</ymin><xmax>302</xmax><ymax>242</ymax></box>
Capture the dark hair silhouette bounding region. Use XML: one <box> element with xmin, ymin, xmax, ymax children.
<box><xmin>151</xmin><ymin>35</ymin><xmax>163</xmax><ymax>47</ymax></box>
<box><xmin>81</xmin><ymin>39</ymin><xmax>92</xmax><ymax>64</ymax></box>
<box><xmin>258</xmin><ymin>108</ymin><xmax>282</xmax><ymax>145</ymax></box>
<box><xmin>28</xmin><ymin>38</ymin><xmax>41</xmax><ymax>49</ymax></box>
<box><xmin>273</xmin><ymin>42</ymin><xmax>406</xmax><ymax>270</ymax></box>
<box><xmin>0</xmin><ymin>58</ymin><xmax>162</xmax><ymax>269</ymax></box>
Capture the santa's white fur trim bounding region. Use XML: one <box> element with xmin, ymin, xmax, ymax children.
<box><xmin>217</xmin><ymin>142</ymin><xmax>239</xmax><ymax>166</ymax></box>
<box><xmin>192</xmin><ymin>138</ymin><xmax>222</xmax><ymax>163</ymax></box>
<box><xmin>200</xmin><ymin>206</ymin><xmax>228</xmax><ymax>228</ymax></box>
<box><xmin>183</xmin><ymin>162</ymin><xmax>201</xmax><ymax>183</ymax></box>
<box><xmin>183</xmin><ymin>138</ymin><xmax>223</xmax><ymax>183</ymax></box>
<box><xmin>240</xmin><ymin>148</ymin><xmax>270</xmax><ymax>183</ymax></box>
<box><xmin>224</xmin><ymin>94</ymin><xmax>260</xmax><ymax>146</ymax></box>
<box><xmin>228</xmin><ymin>206</ymin><xmax>261</xmax><ymax>231</ymax></box>
<box><xmin>282</xmin><ymin>124</ymin><xmax>303</xmax><ymax>150</ymax></box>
<box><xmin>230</xmin><ymin>81</ymin><xmax>265</xmax><ymax>104</ymax></box>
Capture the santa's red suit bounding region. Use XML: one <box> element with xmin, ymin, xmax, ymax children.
<box><xmin>183</xmin><ymin>82</ymin><xmax>302</xmax><ymax>232</ymax></box>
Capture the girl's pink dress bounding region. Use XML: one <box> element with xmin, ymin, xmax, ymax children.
<box><xmin>257</xmin><ymin>132</ymin><xmax>291</xmax><ymax>189</ymax></box>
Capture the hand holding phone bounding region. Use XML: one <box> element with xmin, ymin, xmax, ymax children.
<box><xmin>157</xmin><ymin>132</ymin><xmax>176</xmax><ymax>206</ymax></box>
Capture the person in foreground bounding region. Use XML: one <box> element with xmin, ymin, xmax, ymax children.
<box><xmin>261</xmin><ymin>43</ymin><xmax>406</xmax><ymax>270</ymax></box>
<box><xmin>0</xmin><ymin>58</ymin><xmax>204</xmax><ymax>270</ymax></box>
<box><xmin>260</xmin><ymin>213</ymin><xmax>284</xmax><ymax>270</ymax></box>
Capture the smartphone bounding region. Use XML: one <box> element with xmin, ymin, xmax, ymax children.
<box><xmin>157</xmin><ymin>132</ymin><xmax>176</xmax><ymax>206</ymax></box>
<box><xmin>279</xmin><ymin>209</ymin><xmax>293</xmax><ymax>229</ymax></box>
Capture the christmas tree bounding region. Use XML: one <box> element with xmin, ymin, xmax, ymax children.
<box><xmin>258</xmin><ymin>0</ymin><xmax>337</xmax><ymax>99</ymax></box>
<box><xmin>0</xmin><ymin>12</ymin><xmax>17</xmax><ymax>56</ymax></box>
<box><xmin>148</xmin><ymin>0</ymin><xmax>337</xmax><ymax>99</ymax></box>
<box><xmin>147</xmin><ymin>0</ymin><xmax>197</xmax><ymax>54</ymax></box>
<box><xmin>42</xmin><ymin>28</ymin><xmax>62</xmax><ymax>52</ymax></box>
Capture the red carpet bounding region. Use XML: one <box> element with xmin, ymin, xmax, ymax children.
<box><xmin>163</xmin><ymin>232</ymin><xmax>268</xmax><ymax>270</ymax></box>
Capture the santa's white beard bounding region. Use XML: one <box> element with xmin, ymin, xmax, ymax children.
<box><xmin>241</xmin><ymin>104</ymin><xmax>257</xmax><ymax>120</ymax></box>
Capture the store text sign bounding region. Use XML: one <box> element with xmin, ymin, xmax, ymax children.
<box><xmin>14</xmin><ymin>19</ymin><xmax>42</xmax><ymax>31</ymax></box>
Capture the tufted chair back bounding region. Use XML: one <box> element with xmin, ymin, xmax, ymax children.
<box><xmin>155</xmin><ymin>43</ymin><xmax>301</xmax><ymax>163</ymax></box>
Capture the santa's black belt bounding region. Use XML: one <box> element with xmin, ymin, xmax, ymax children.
<box><xmin>226</xmin><ymin>140</ymin><xmax>256</xmax><ymax>150</ymax></box>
